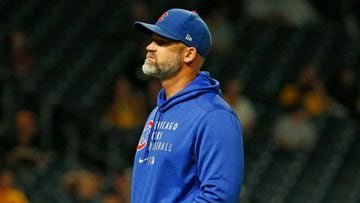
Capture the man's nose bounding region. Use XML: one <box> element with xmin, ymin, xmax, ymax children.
<box><xmin>146</xmin><ymin>41</ymin><xmax>156</xmax><ymax>52</ymax></box>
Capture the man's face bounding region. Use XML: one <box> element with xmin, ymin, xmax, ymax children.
<box><xmin>0</xmin><ymin>170</ymin><xmax>14</xmax><ymax>188</ymax></box>
<box><xmin>142</xmin><ymin>34</ymin><xmax>185</xmax><ymax>80</ymax></box>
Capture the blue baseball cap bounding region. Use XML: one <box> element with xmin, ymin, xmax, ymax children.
<box><xmin>134</xmin><ymin>8</ymin><xmax>212</xmax><ymax>57</ymax></box>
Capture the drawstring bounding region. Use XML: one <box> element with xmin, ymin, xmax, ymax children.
<box><xmin>143</xmin><ymin>108</ymin><xmax>161</xmax><ymax>159</ymax></box>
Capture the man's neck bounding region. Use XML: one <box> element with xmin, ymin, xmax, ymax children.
<box><xmin>161</xmin><ymin>71</ymin><xmax>197</xmax><ymax>99</ymax></box>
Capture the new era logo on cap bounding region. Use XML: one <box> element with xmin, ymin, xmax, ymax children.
<box><xmin>134</xmin><ymin>8</ymin><xmax>212</xmax><ymax>57</ymax></box>
<box><xmin>185</xmin><ymin>34</ymin><xmax>192</xmax><ymax>41</ymax></box>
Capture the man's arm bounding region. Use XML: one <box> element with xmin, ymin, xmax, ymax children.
<box><xmin>193</xmin><ymin>109</ymin><xmax>244</xmax><ymax>202</ymax></box>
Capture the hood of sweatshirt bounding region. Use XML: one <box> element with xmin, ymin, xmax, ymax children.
<box><xmin>156</xmin><ymin>71</ymin><xmax>221</xmax><ymax>112</ymax></box>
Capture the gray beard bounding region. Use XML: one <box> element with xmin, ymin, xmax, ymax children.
<box><xmin>142</xmin><ymin>55</ymin><xmax>181</xmax><ymax>81</ymax></box>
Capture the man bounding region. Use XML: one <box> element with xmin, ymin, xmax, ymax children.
<box><xmin>0</xmin><ymin>166</ymin><xmax>29</xmax><ymax>203</ymax></box>
<box><xmin>132</xmin><ymin>8</ymin><xmax>244</xmax><ymax>202</ymax></box>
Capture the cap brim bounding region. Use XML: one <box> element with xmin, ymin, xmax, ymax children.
<box><xmin>134</xmin><ymin>21</ymin><xmax>178</xmax><ymax>41</ymax></box>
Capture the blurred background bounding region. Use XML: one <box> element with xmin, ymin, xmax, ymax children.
<box><xmin>0</xmin><ymin>0</ymin><xmax>359</xmax><ymax>202</ymax></box>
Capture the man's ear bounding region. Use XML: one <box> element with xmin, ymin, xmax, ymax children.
<box><xmin>183</xmin><ymin>47</ymin><xmax>197</xmax><ymax>63</ymax></box>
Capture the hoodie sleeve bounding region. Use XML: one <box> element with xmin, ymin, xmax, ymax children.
<box><xmin>193</xmin><ymin>109</ymin><xmax>244</xmax><ymax>203</ymax></box>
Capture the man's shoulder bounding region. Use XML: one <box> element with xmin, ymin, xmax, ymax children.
<box><xmin>193</xmin><ymin>93</ymin><xmax>234</xmax><ymax>114</ymax></box>
<box><xmin>2</xmin><ymin>188</ymin><xmax>28</xmax><ymax>203</ymax></box>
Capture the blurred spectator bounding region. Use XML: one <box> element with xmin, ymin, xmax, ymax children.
<box><xmin>9</xmin><ymin>31</ymin><xmax>37</xmax><ymax>77</ymax></box>
<box><xmin>62</xmin><ymin>169</ymin><xmax>103</xmax><ymax>203</ymax></box>
<box><xmin>222</xmin><ymin>78</ymin><xmax>256</xmax><ymax>140</ymax></box>
<box><xmin>3</xmin><ymin>110</ymin><xmax>48</xmax><ymax>169</ymax></box>
<box><xmin>273</xmin><ymin>105</ymin><xmax>319</xmax><ymax>152</ymax></box>
<box><xmin>244</xmin><ymin>0</ymin><xmax>320</xmax><ymax>26</ymax></box>
<box><xmin>104</xmin><ymin>168</ymin><xmax>131</xmax><ymax>203</ymax></box>
<box><xmin>130</xmin><ymin>0</ymin><xmax>151</xmax><ymax>22</ymax></box>
<box><xmin>144</xmin><ymin>78</ymin><xmax>161</xmax><ymax>113</ymax></box>
<box><xmin>113</xmin><ymin>168</ymin><xmax>131</xmax><ymax>203</ymax></box>
<box><xmin>101</xmin><ymin>192</ymin><xmax>121</xmax><ymax>203</ymax></box>
<box><xmin>0</xmin><ymin>166</ymin><xmax>29</xmax><ymax>203</ymax></box>
<box><xmin>310</xmin><ymin>0</ymin><xmax>360</xmax><ymax>40</ymax></box>
<box><xmin>206</xmin><ymin>7</ymin><xmax>236</xmax><ymax>55</ymax></box>
<box><xmin>103</xmin><ymin>76</ymin><xmax>146</xmax><ymax>130</ymax></box>
<box><xmin>327</xmin><ymin>66</ymin><xmax>360</xmax><ymax>119</ymax></box>
<box><xmin>278</xmin><ymin>63</ymin><xmax>329</xmax><ymax>117</ymax></box>
<box><xmin>196</xmin><ymin>0</ymin><xmax>243</xmax><ymax>21</ymax></box>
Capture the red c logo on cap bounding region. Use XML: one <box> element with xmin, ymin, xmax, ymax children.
<box><xmin>157</xmin><ymin>12</ymin><xmax>168</xmax><ymax>22</ymax></box>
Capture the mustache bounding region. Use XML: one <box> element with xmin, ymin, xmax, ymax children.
<box><xmin>146</xmin><ymin>53</ymin><xmax>157</xmax><ymax>59</ymax></box>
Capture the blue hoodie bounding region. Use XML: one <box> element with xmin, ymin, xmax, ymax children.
<box><xmin>132</xmin><ymin>71</ymin><xmax>244</xmax><ymax>203</ymax></box>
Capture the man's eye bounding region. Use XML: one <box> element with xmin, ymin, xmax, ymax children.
<box><xmin>156</xmin><ymin>40</ymin><xmax>168</xmax><ymax>46</ymax></box>
<box><xmin>154</xmin><ymin>38</ymin><xmax>172</xmax><ymax>46</ymax></box>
